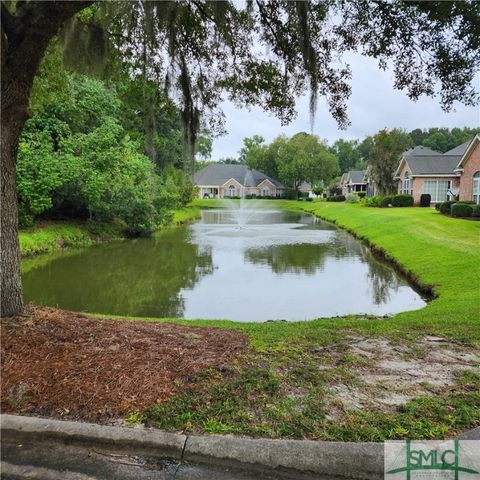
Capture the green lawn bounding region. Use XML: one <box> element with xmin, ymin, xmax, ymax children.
<box><xmin>123</xmin><ymin>200</ymin><xmax>480</xmax><ymax>441</ymax></box>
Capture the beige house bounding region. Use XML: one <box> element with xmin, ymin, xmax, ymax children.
<box><xmin>194</xmin><ymin>164</ymin><xmax>285</xmax><ymax>199</ymax></box>
<box><xmin>340</xmin><ymin>170</ymin><xmax>367</xmax><ymax>196</ymax></box>
<box><xmin>394</xmin><ymin>136</ymin><xmax>480</xmax><ymax>205</ymax></box>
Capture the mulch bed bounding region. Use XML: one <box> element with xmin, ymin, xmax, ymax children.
<box><xmin>1</xmin><ymin>307</ymin><xmax>247</xmax><ymax>422</ymax></box>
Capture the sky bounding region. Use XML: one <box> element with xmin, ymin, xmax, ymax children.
<box><xmin>211</xmin><ymin>53</ymin><xmax>480</xmax><ymax>160</ymax></box>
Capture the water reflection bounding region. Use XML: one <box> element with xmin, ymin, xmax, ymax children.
<box><xmin>22</xmin><ymin>208</ymin><xmax>426</xmax><ymax>321</ymax></box>
<box><xmin>22</xmin><ymin>228</ymin><xmax>213</xmax><ymax>317</ymax></box>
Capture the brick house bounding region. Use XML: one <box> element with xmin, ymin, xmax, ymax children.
<box><xmin>194</xmin><ymin>164</ymin><xmax>285</xmax><ymax>198</ymax></box>
<box><xmin>394</xmin><ymin>135</ymin><xmax>480</xmax><ymax>205</ymax></box>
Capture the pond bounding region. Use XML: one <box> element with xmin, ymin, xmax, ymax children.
<box><xmin>22</xmin><ymin>207</ymin><xmax>426</xmax><ymax>321</ymax></box>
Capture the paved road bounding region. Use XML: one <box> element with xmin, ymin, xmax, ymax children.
<box><xmin>1</xmin><ymin>439</ymin><xmax>315</xmax><ymax>480</ymax></box>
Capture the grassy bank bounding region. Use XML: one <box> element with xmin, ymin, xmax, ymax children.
<box><xmin>19</xmin><ymin>205</ymin><xmax>200</xmax><ymax>258</ymax></box>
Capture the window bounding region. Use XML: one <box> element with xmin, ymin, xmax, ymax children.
<box><xmin>424</xmin><ymin>180</ymin><xmax>450</xmax><ymax>203</ymax></box>
<box><xmin>402</xmin><ymin>172</ymin><xmax>412</xmax><ymax>195</ymax></box>
<box><xmin>473</xmin><ymin>172</ymin><xmax>480</xmax><ymax>204</ymax></box>
<box><xmin>228</xmin><ymin>185</ymin><xmax>236</xmax><ymax>197</ymax></box>
<box><xmin>261</xmin><ymin>188</ymin><xmax>269</xmax><ymax>197</ymax></box>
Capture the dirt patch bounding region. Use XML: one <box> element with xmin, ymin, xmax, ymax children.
<box><xmin>1</xmin><ymin>307</ymin><xmax>247</xmax><ymax>422</ymax></box>
<box><xmin>323</xmin><ymin>336</ymin><xmax>480</xmax><ymax>416</ymax></box>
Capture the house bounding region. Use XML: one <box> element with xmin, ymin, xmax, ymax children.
<box><xmin>394</xmin><ymin>135</ymin><xmax>480</xmax><ymax>205</ymax></box>
<box><xmin>194</xmin><ymin>164</ymin><xmax>286</xmax><ymax>199</ymax></box>
<box><xmin>340</xmin><ymin>170</ymin><xmax>367</xmax><ymax>195</ymax></box>
<box><xmin>298</xmin><ymin>181</ymin><xmax>315</xmax><ymax>198</ymax></box>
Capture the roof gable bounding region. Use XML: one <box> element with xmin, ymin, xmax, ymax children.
<box><xmin>346</xmin><ymin>170</ymin><xmax>366</xmax><ymax>184</ymax></box>
<box><xmin>455</xmin><ymin>134</ymin><xmax>480</xmax><ymax>171</ymax></box>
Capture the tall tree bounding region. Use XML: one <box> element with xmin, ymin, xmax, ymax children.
<box><xmin>239</xmin><ymin>135</ymin><xmax>265</xmax><ymax>166</ymax></box>
<box><xmin>2</xmin><ymin>0</ymin><xmax>480</xmax><ymax>316</ymax></box>
<box><xmin>329</xmin><ymin>139</ymin><xmax>361</xmax><ymax>173</ymax></box>
<box><xmin>369</xmin><ymin>129</ymin><xmax>413</xmax><ymax>195</ymax></box>
<box><xmin>277</xmin><ymin>133</ymin><xmax>339</xmax><ymax>194</ymax></box>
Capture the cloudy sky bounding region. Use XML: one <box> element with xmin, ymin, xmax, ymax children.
<box><xmin>211</xmin><ymin>53</ymin><xmax>479</xmax><ymax>160</ymax></box>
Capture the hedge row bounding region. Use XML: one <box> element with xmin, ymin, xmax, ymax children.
<box><xmin>436</xmin><ymin>200</ymin><xmax>480</xmax><ymax>218</ymax></box>
<box><xmin>327</xmin><ymin>195</ymin><xmax>346</xmax><ymax>202</ymax></box>
<box><xmin>364</xmin><ymin>194</ymin><xmax>414</xmax><ymax>208</ymax></box>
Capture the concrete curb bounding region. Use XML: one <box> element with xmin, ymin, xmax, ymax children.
<box><xmin>0</xmin><ymin>414</ymin><xmax>186</xmax><ymax>460</ymax></box>
<box><xmin>5</xmin><ymin>415</ymin><xmax>478</xmax><ymax>479</ymax></box>
<box><xmin>1</xmin><ymin>414</ymin><xmax>386</xmax><ymax>479</ymax></box>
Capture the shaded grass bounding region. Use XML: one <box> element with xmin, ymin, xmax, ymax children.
<box><xmin>19</xmin><ymin>205</ymin><xmax>200</xmax><ymax>258</ymax></box>
<box><xmin>139</xmin><ymin>354</ymin><xmax>480</xmax><ymax>441</ymax></box>
<box><xmin>19</xmin><ymin>222</ymin><xmax>103</xmax><ymax>257</ymax></box>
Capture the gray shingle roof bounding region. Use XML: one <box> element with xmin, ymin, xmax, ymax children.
<box><xmin>347</xmin><ymin>170</ymin><xmax>366</xmax><ymax>184</ymax></box>
<box><xmin>443</xmin><ymin>140</ymin><xmax>471</xmax><ymax>156</ymax></box>
<box><xmin>404</xmin><ymin>146</ymin><xmax>441</xmax><ymax>157</ymax></box>
<box><xmin>194</xmin><ymin>164</ymin><xmax>285</xmax><ymax>188</ymax></box>
<box><xmin>405</xmin><ymin>155</ymin><xmax>461</xmax><ymax>175</ymax></box>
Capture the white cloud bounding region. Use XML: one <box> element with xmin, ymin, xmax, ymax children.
<box><xmin>211</xmin><ymin>53</ymin><xmax>480</xmax><ymax>160</ymax></box>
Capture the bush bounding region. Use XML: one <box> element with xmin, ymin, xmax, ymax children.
<box><xmin>357</xmin><ymin>192</ymin><xmax>366</xmax><ymax>199</ymax></box>
<box><xmin>391</xmin><ymin>194</ymin><xmax>414</xmax><ymax>207</ymax></box>
<box><xmin>472</xmin><ymin>204</ymin><xmax>480</xmax><ymax>217</ymax></box>
<box><xmin>451</xmin><ymin>203</ymin><xmax>473</xmax><ymax>218</ymax></box>
<box><xmin>327</xmin><ymin>195</ymin><xmax>346</xmax><ymax>202</ymax></box>
<box><xmin>364</xmin><ymin>195</ymin><xmax>384</xmax><ymax>207</ymax></box>
<box><xmin>438</xmin><ymin>201</ymin><xmax>457</xmax><ymax>214</ymax></box>
<box><xmin>345</xmin><ymin>194</ymin><xmax>358</xmax><ymax>203</ymax></box>
<box><xmin>420</xmin><ymin>194</ymin><xmax>431</xmax><ymax>207</ymax></box>
<box><xmin>381</xmin><ymin>196</ymin><xmax>394</xmax><ymax>207</ymax></box>
<box><xmin>283</xmin><ymin>188</ymin><xmax>297</xmax><ymax>200</ymax></box>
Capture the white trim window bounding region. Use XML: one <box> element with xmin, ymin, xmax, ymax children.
<box><xmin>261</xmin><ymin>188</ymin><xmax>270</xmax><ymax>197</ymax></box>
<box><xmin>228</xmin><ymin>185</ymin><xmax>237</xmax><ymax>197</ymax></box>
<box><xmin>424</xmin><ymin>180</ymin><xmax>451</xmax><ymax>203</ymax></box>
<box><xmin>402</xmin><ymin>172</ymin><xmax>412</xmax><ymax>194</ymax></box>
<box><xmin>473</xmin><ymin>171</ymin><xmax>480</xmax><ymax>204</ymax></box>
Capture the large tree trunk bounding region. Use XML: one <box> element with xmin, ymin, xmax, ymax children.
<box><xmin>1</xmin><ymin>1</ymin><xmax>92</xmax><ymax>317</ymax></box>
<box><xmin>0</xmin><ymin>81</ymin><xmax>30</xmax><ymax>316</ymax></box>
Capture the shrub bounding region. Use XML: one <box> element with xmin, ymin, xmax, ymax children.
<box><xmin>327</xmin><ymin>195</ymin><xmax>346</xmax><ymax>202</ymax></box>
<box><xmin>472</xmin><ymin>204</ymin><xmax>480</xmax><ymax>217</ymax></box>
<box><xmin>391</xmin><ymin>194</ymin><xmax>414</xmax><ymax>207</ymax></box>
<box><xmin>438</xmin><ymin>201</ymin><xmax>457</xmax><ymax>214</ymax></box>
<box><xmin>451</xmin><ymin>203</ymin><xmax>473</xmax><ymax>218</ymax></box>
<box><xmin>364</xmin><ymin>195</ymin><xmax>384</xmax><ymax>207</ymax></box>
<box><xmin>420</xmin><ymin>194</ymin><xmax>431</xmax><ymax>207</ymax></box>
<box><xmin>345</xmin><ymin>194</ymin><xmax>358</xmax><ymax>203</ymax></box>
<box><xmin>283</xmin><ymin>188</ymin><xmax>297</xmax><ymax>200</ymax></box>
<box><xmin>381</xmin><ymin>196</ymin><xmax>394</xmax><ymax>207</ymax></box>
<box><xmin>357</xmin><ymin>192</ymin><xmax>366</xmax><ymax>199</ymax></box>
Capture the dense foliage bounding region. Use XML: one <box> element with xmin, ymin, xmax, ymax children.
<box><xmin>239</xmin><ymin>133</ymin><xmax>338</xmax><ymax>192</ymax></box>
<box><xmin>17</xmin><ymin>59</ymin><xmax>195</xmax><ymax>235</ymax></box>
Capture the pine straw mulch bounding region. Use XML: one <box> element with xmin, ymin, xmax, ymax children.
<box><xmin>1</xmin><ymin>306</ymin><xmax>247</xmax><ymax>422</ymax></box>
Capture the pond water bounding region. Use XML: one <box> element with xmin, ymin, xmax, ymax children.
<box><xmin>22</xmin><ymin>207</ymin><xmax>426</xmax><ymax>321</ymax></box>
